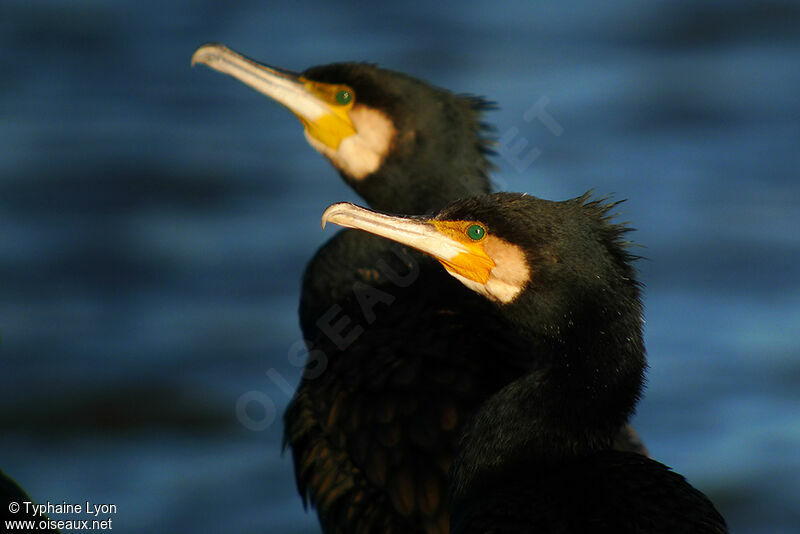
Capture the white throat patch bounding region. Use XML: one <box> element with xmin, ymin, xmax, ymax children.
<box><xmin>305</xmin><ymin>105</ymin><xmax>396</xmax><ymax>180</ymax></box>
<box><xmin>447</xmin><ymin>236</ymin><xmax>530</xmax><ymax>304</ymax></box>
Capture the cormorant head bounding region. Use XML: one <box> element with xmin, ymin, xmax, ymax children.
<box><xmin>322</xmin><ymin>192</ymin><xmax>641</xmax><ymax>331</ymax></box>
<box><xmin>192</xmin><ymin>43</ymin><xmax>494</xmax><ymax>213</ymax></box>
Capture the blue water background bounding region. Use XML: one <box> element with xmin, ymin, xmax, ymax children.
<box><xmin>1</xmin><ymin>1</ymin><xmax>799</xmax><ymax>532</ymax></box>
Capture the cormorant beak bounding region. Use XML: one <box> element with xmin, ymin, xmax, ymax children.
<box><xmin>192</xmin><ymin>43</ymin><xmax>356</xmax><ymax>149</ymax></box>
<box><xmin>321</xmin><ymin>202</ymin><xmax>496</xmax><ymax>285</ymax></box>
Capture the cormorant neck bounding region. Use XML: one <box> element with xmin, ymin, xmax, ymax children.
<box><xmin>346</xmin><ymin>155</ymin><xmax>492</xmax><ymax>215</ymax></box>
<box><xmin>450</xmin><ymin>297</ymin><xmax>645</xmax><ymax>503</ymax></box>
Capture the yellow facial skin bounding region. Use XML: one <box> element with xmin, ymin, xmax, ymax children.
<box><xmin>296</xmin><ymin>82</ymin><xmax>355</xmax><ymax>149</ymax></box>
<box><xmin>430</xmin><ymin>221</ymin><xmax>496</xmax><ymax>284</ymax></box>
<box><xmin>192</xmin><ymin>43</ymin><xmax>356</xmax><ymax>149</ymax></box>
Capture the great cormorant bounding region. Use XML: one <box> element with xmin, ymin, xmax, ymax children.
<box><xmin>192</xmin><ymin>44</ymin><xmax>648</xmax><ymax>533</ymax></box>
<box><xmin>322</xmin><ymin>194</ymin><xmax>727</xmax><ymax>533</ymax></box>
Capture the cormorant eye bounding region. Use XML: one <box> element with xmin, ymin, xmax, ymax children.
<box><xmin>335</xmin><ymin>90</ymin><xmax>353</xmax><ymax>105</ymax></box>
<box><xmin>467</xmin><ymin>224</ymin><xmax>486</xmax><ymax>241</ymax></box>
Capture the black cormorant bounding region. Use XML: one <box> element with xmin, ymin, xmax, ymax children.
<box><xmin>192</xmin><ymin>44</ymin><xmax>648</xmax><ymax>533</ymax></box>
<box><xmin>321</xmin><ymin>194</ymin><xmax>727</xmax><ymax>533</ymax></box>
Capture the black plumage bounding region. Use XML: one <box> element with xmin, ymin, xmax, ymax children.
<box><xmin>287</xmin><ymin>70</ymin><xmax>649</xmax><ymax>532</ymax></box>
<box><xmin>377</xmin><ymin>192</ymin><xmax>725</xmax><ymax>534</ymax></box>
<box><xmin>194</xmin><ymin>45</ymin><xmax>650</xmax><ymax>533</ymax></box>
<box><xmin>453</xmin><ymin>451</ymin><xmax>727</xmax><ymax>533</ymax></box>
<box><xmin>321</xmin><ymin>192</ymin><xmax>726</xmax><ymax>532</ymax></box>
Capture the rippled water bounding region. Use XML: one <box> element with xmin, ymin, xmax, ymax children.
<box><xmin>1</xmin><ymin>1</ymin><xmax>799</xmax><ymax>532</ymax></box>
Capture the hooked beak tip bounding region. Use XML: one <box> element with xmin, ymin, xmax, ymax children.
<box><xmin>320</xmin><ymin>202</ymin><xmax>353</xmax><ymax>231</ymax></box>
<box><xmin>190</xmin><ymin>49</ymin><xmax>207</xmax><ymax>67</ymax></box>
<box><xmin>191</xmin><ymin>43</ymin><xmax>227</xmax><ymax>67</ymax></box>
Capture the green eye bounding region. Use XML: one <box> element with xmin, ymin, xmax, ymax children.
<box><xmin>467</xmin><ymin>224</ymin><xmax>486</xmax><ymax>240</ymax></box>
<box><xmin>335</xmin><ymin>89</ymin><xmax>352</xmax><ymax>105</ymax></box>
